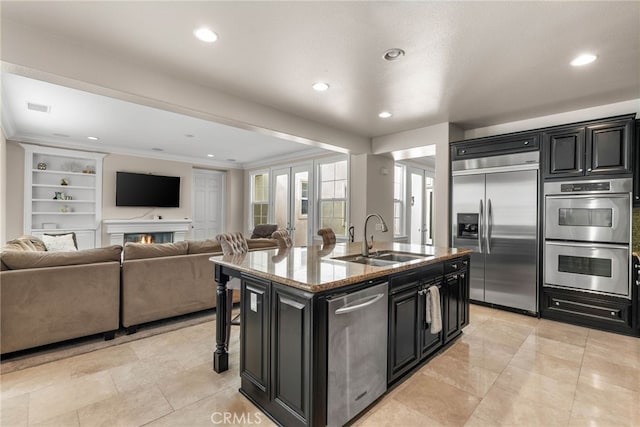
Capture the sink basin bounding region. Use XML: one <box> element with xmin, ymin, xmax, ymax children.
<box><xmin>333</xmin><ymin>251</ymin><xmax>428</xmax><ymax>266</ymax></box>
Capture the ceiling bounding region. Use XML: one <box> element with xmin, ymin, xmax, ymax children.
<box><xmin>1</xmin><ymin>1</ymin><xmax>639</xmax><ymax>167</ymax></box>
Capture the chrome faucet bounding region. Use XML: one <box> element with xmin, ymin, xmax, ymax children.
<box><xmin>362</xmin><ymin>213</ymin><xmax>389</xmax><ymax>257</ymax></box>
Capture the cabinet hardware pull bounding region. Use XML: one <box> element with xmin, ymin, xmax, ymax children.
<box><xmin>578</xmin><ymin>169</ymin><xmax>583</xmax><ymax>172</ymax></box>
<box><xmin>555</xmin><ymin>302</ymin><xmax>560</xmax><ymax>306</ymax></box>
<box><xmin>524</xmin><ymin>141</ymin><xmax>529</xmax><ymax>145</ymax></box>
<box><xmin>587</xmin><ymin>168</ymin><xmax>592</xmax><ymax>172</ymax></box>
<box><xmin>610</xmin><ymin>311</ymin><xmax>616</xmax><ymax>316</ymax></box>
<box><xmin>452</xmin><ymin>264</ymin><xmax>457</xmax><ymax>269</ymax></box>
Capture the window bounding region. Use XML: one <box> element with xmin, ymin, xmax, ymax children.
<box><xmin>318</xmin><ymin>158</ymin><xmax>348</xmax><ymax>235</ymax></box>
<box><xmin>251</xmin><ymin>172</ymin><xmax>269</xmax><ymax>227</ymax></box>
<box><xmin>393</xmin><ymin>164</ymin><xmax>405</xmax><ymax>237</ymax></box>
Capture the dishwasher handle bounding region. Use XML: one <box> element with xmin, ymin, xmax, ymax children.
<box><xmin>334</xmin><ymin>293</ymin><xmax>385</xmax><ymax>315</ymax></box>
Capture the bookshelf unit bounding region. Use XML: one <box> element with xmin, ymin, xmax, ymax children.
<box><xmin>22</xmin><ymin>144</ymin><xmax>105</xmax><ymax>249</ymax></box>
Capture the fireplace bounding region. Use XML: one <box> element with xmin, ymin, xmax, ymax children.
<box><xmin>124</xmin><ymin>232</ymin><xmax>173</xmax><ymax>244</ymax></box>
<box><xmin>103</xmin><ymin>219</ymin><xmax>192</xmax><ymax>246</ymax></box>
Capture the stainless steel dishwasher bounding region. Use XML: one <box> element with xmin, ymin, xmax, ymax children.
<box><xmin>327</xmin><ymin>281</ymin><xmax>388</xmax><ymax>426</ymax></box>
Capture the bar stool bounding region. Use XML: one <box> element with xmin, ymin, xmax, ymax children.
<box><xmin>215</xmin><ymin>232</ymin><xmax>248</xmax><ymax>350</ymax></box>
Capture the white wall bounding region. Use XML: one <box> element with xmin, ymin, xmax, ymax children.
<box><xmin>0</xmin><ymin>131</ymin><xmax>6</xmax><ymax>243</ymax></box>
<box><xmin>5</xmin><ymin>141</ymin><xmax>24</xmax><ymax>241</ymax></box>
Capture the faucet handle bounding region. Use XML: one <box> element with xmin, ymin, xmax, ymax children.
<box><xmin>368</xmin><ymin>235</ymin><xmax>374</xmax><ymax>250</ymax></box>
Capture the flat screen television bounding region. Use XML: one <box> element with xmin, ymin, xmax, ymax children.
<box><xmin>116</xmin><ymin>171</ymin><xmax>180</xmax><ymax>207</ymax></box>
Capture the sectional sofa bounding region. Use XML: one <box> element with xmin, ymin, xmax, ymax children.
<box><xmin>0</xmin><ymin>235</ymin><xmax>277</xmax><ymax>354</ymax></box>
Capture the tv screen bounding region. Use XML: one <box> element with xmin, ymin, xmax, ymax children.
<box><xmin>116</xmin><ymin>171</ymin><xmax>180</xmax><ymax>207</ymax></box>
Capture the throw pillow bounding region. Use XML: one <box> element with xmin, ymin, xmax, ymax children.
<box><xmin>42</xmin><ymin>233</ymin><xmax>78</xmax><ymax>252</ymax></box>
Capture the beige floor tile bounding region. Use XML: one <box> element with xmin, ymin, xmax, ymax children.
<box><xmin>472</xmin><ymin>386</ymin><xmax>571</xmax><ymax>427</ymax></box>
<box><xmin>444</xmin><ymin>336</ymin><xmax>515</xmax><ymax>374</ymax></box>
<box><xmin>584</xmin><ymin>341</ymin><xmax>640</xmax><ymax>370</ymax></box>
<box><xmin>508</xmin><ymin>348</ymin><xmax>581</xmax><ymax>384</ymax></box>
<box><xmin>587</xmin><ymin>329</ymin><xmax>640</xmax><ymax>355</ymax></box>
<box><xmin>492</xmin><ymin>365</ymin><xmax>577</xmax><ymax>412</ymax></box>
<box><xmin>108</xmin><ymin>353</ymin><xmax>185</xmax><ymax>393</ymax></box>
<box><xmin>0</xmin><ymin>361</ymin><xmax>71</xmax><ymax>400</ymax></box>
<box><xmin>420</xmin><ymin>354</ymin><xmax>500</xmax><ymax>398</ymax></box>
<box><xmin>519</xmin><ymin>334</ymin><xmax>585</xmax><ymax>364</ymax></box>
<box><xmin>128</xmin><ymin>329</ymin><xmax>194</xmax><ymax>360</ymax></box>
<box><xmin>1</xmin><ymin>393</ymin><xmax>29</xmax><ymax>427</ymax></box>
<box><xmin>77</xmin><ymin>384</ymin><xmax>173</xmax><ymax>427</ymax></box>
<box><xmin>147</xmin><ymin>385</ymin><xmax>275</xmax><ymax>427</ymax></box>
<box><xmin>28</xmin><ymin>371</ymin><xmax>118</xmax><ymax>424</ymax></box>
<box><xmin>31</xmin><ymin>410</ymin><xmax>79</xmax><ymax>427</ymax></box>
<box><xmin>179</xmin><ymin>321</ymin><xmax>216</xmax><ymax>344</ymax></box>
<box><xmin>470</xmin><ymin>319</ymin><xmax>532</xmax><ymax>349</ymax></box>
<box><xmin>489</xmin><ymin>310</ymin><xmax>540</xmax><ymax>328</ymax></box>
<box><xmin>394</xmin><ymin>373</ymin><xmax>481</xmax><ymax>426</ymax></box>
<box><xmin>532</xmin><ymin>319</ymin><xmax>589</xmax><ymax>347</ymax></box>
<box><xmin>357</xmin><ymin>398</ymin><xmax>444</xmax><ymax>427</ymax></box>
<box><xmin>464</xmin><ymin>414</ymin><xmax>501</xmax><ymax>427</ymax></box>
<box><xmin>156</xmin><ymin>362</ymin><xmax>239</xmax><ymax>410</ymax></box>
<box><xmin>168</xmin><ymin>341</ymin><xmax>216</xmax><ymax>371</ymax></box>
<box><xmin>569</xmin><ymin>375</ymin><xmax>640</xmax><ymax>427</ymax></box>
<box><xmin>67</xmin><ymin>344</ymin><xmax>139</xmax><ymax>378</ymax></box>
<box><xmin>580</xmin><ymin>351</ymin><xmax>640</xmax><ymax>392</ymax></box>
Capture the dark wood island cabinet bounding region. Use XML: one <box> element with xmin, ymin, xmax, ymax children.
<box><xmin>210</xmin><ymin>242</ymin><xmax>470</xmax><ymax>427</ymax></box>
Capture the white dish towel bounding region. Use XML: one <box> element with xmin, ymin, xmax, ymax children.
<box><xmin>427</xmin><ymin>286</ymin><xmax>442</xmax><ymax>334</ymax></box>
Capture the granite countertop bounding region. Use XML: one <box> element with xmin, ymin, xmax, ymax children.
<box><xmin>210</xmin><ymin>242</ymin><xmax>471</xmax><ymax>292</ymax></box>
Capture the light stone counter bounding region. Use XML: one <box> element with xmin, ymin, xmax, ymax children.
<box><xmin>209</xmin><ymin>241</ymin><xmax>471</xmax><ymax>293</ymax></box>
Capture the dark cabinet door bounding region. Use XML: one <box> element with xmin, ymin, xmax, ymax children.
<box><xmin>633</xmin><ymin>120</ymin><xmax>640</xmax><ymax>206</ymax></box>
<box><xmin>459</xmin><ymin>269</ymin><xmax>470</xmax><ymax>329</ymax></box>
<box><xmin>240</xmin><ymin>276</ymin><xmax>270</xmax><ymax>401</ymax></box>
<box><xmin>586</xmin><ymin>120</ymin><xmax>632</xmax><ymax>175</ymax></box>
<box><xmin>388</xmin><ymin>285</ymin><xmax>420</xmax><ymax>382</ymax></box>
<box><xmin>419</xmin><ymin>283</ymin><xmax>443</xmax><ymax>358</ymax></box>
<box><xmin>270</xmin><ymin>284</ymin><xmax>312</xmax><ymax>426</ymax></box>
<box><xmin>544</xmin><ymin>126</ymin><xmax>585</xmax><ymax>178</ymax></box>
<box><xmin>443</xmin><ymin>274</ymin><xmax>461</xmax><ymax>343</ymax></box>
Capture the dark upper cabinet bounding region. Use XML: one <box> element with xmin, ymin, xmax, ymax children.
<box><xmin>543</xmin><ymin>115</ymin><xmax>634</xmax><ymax>179</ymax></box>
<box><xmin>633</xmin><ymin>120</ymin><xmax>640</xmax><ymax>206</ymax></box>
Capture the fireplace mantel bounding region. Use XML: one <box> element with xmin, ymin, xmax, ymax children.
<box><xmin>103</xmin><ymin>219</ymin><xmax>192</xmax><ymax>245</ymax></box>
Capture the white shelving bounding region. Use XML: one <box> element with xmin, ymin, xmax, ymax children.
<box><xmin>22</xmin><ymin>144</ymin><xmax>105</xmax><ymax>249</ymax></box>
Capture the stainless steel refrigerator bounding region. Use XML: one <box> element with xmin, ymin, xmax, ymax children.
<box><xmin>451</xmin><ymin>152</ymin><xmax>539</xmax><ymax>313</ymax></box>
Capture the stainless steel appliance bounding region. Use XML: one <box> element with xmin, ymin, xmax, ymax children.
<box><xmin>327</xmin><ymin>282</ymin><xmax>388</xmax><ymax>427</ymax></box>
<box><xmin>543</xmin><ymin>177</ymin><xmax>632</xmax><ymax>298</ymax></box>
<box><xmin>452</xmin><ymin>152</ymin><xmax>539</xmax><ymax>313</ymax></box>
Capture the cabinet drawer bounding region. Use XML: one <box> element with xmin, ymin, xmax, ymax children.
<box><xmin>389</xmin><ymin>264</ymin><xmax>442</xmax><ymax>292</ymax></box>
<box><xmin>542</xmin><ymin>290</ymin><xmax>632</xmax><ymax>329</ymax></box>
<box><xmin>451</xmin><ymin>134</ymin><xmax>539</xmax><ymax>160</ymax></box>
<box><xmin>444</xmin><ymin>258</ymin><xmax>468</xmax><ymax>275</ymax></box>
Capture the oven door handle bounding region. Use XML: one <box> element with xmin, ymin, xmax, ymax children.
<box><xmin>544</xmin><ymin>194</ymin><xmax>630</xmax><ymax>200</ymax></box>
<box><xmin>478</xmin><ymin>199</ymin><xmax>483</xmax><ymax>254</ymax></box>
<box><xmin>544</xmin><ymin>240</ymin><xmax>630</xmax><ymax>250</ymax></box>
<box><xmin>486</xmin><ymin>198</ymin><xmax>492</xmax><ymax>254</ymax></box>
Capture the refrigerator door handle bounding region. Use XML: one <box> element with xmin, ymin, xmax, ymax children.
<box><xmin>487</xmin><ymin>198</ymin><xmax>493</xmax><ymax>254</ymax></box>
<box><xmin>478</xmin><ymin>199</ymin><xmax>484</xmax><ymax>253</ymax></box>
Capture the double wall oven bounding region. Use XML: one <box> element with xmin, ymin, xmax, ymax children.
<box><xmin>544</xmin><ymin>178</ymin><xmax>632</xmax><ymax>299</ymax></box>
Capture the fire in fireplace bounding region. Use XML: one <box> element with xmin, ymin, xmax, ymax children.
<box><xmin>123</xmin><ymin>232</ymin><xmax>173</xmax><ymax>244</ymax></box>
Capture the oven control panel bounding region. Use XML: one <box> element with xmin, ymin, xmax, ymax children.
<box><xmin>560</xmin><ymin>182</ymin><xmax>610</xmax><ymax>192</ymax></box>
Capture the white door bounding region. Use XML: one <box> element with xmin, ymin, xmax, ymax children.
<box><xmin>192</xmin><ymin>169</ymin><xmax>225</xmax><ymax>240</ymax></box>
<box><xmin>407</xmin><ymin>167</ymin><xmax>435</xmax><ymax>246</ymax></box>
<box><xmin>272</xmin><ymin>165</ymin><xmax>312</xmax><ymax>246</ymax></box>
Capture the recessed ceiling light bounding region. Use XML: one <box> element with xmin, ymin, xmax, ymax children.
<box><xmin>571</xmin><ymin>53</ymin><xmax>597</xmax><ymax>66</ymax></box>
<box><xmin>207</xmin><ymin>154</ymin><xmax>215</xmax><ymax>158</ymax></box>
<box><xmin>383</xmin><ymin>48</ymin><xmax>405</xmax><ymax>61</ymax></box>
<box><xmin>378</xmin><ymin>111</ymin><xmax>392</xmax><ymax>119</ymax></box>
<box><xmin>312</xmin><ymin>82</ymin><xmax>330</xmax><ymax>92</ymax></box>
<box><xmin>87</xmin><ymin>136</ymin><xmax>99</xmax><ymax>141</ymax></box>
<box><xmin>193</xmin><ymin>27</ymin><xmax>218</xmax><ymax>43</ymax></box>
<box><xmin>53</xmin><ymin>133</ymin><xmax>70</xmax><ymax>138</ymax></box>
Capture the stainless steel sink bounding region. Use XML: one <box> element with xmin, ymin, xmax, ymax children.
<box><xmin>333</xmin><ymin>251</ymin><xmax>429</xmax><ymax>266</ymax></box>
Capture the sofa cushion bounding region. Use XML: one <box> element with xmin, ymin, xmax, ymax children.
<box><xmin>216</xmin><ymin>232</ymin><xmax>249</xmax><ymax>255</ymax></box>
<box><xmin>1</xmin><ymin>245</ymin><xmax>122</xmax><ymax>270</ymax></box>
<box><xmin>3</xmin><ymin>235</ymin><xmax>47</xmax><ymax>252</ymax></box>
<box><xmin>124</xmin><ymin>241</ymin><xmax>188</xmax><ymax>260</ymax></box>
<box><xmin>251</xmin><ymin>224</ymin><xmax>278</xmax><ymax>239</ymax></box>
<box><xmin>42</xmin><ymin>232</ymin><xmax>78</xmax><ymax>252</ymax></box>
<box><xmin>187</xmin><ymin>239</ymin><xmax>222</xmax><ymax>254</ymax></box>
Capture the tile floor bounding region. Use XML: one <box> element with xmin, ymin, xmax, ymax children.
<box><xmin>1</xmin><ymin>304</ymin><xmax>639</xmax><ymax>426</ymax></box>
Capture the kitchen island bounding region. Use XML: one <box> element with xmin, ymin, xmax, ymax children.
<box><xmin>210</xmin><ymin>242</ymin><xmax>470</xmax><ymax>427</ymax></box>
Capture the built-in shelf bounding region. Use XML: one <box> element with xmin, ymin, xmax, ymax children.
<box><xmin>22</xmin><ymin>144</ymin><xmax>105</xmax><ymax>249</ymax></box>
